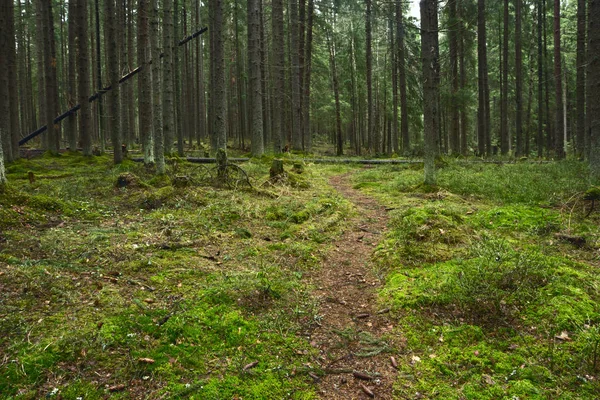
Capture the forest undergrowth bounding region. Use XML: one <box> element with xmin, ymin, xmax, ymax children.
<box><xmin>0</xmin><ymin>154</ymin><xmax>599</xmax><ymax>399</ymax></box>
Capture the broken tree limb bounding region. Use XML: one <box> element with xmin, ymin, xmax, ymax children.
<box><xmin>19</xmin><ymin>27</ymin><xmax>208</xmax><ymax>146</ymax></box>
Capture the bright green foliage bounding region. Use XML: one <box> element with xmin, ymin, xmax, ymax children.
<box><xmin>354</xmin><ymin>161</ymin><xmax>600</xmax><ymax>398</ymax></box>
<box><xmin>0</xmin><ymin>154</ymin><xmax>354</xmax><ymax>398</ymax></box>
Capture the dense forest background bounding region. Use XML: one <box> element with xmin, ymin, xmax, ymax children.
<box><xmin>0</xmin><ymin>0</ymin><xmax>598</xmax><ymax>179</ymax></box>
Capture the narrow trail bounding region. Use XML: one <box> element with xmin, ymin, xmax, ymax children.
<box><xmin>306</xmin><ymin>172</ymin><xmax>399</xmax><ymax>399</ymax></box>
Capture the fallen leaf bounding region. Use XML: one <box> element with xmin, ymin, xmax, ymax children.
<box><xmin>411</xmin><ymin>355</ymin><xmax>421</xmax><ymax>363</ymax></box>
<box><xmin>555</xmin><ymin>331</ymin><xmax>571</xmax><ymax>341</ymax></box>
<box><xmin>138</xmin><ymin>358</ymin><xmax>155</xmax><ymax>364</ymax></box>
<box><xmin>353</xmin><ymin>371</ymin><xmax>374</xmax><ymax>381</ymax></box>
<box><xmin>482</xmin><ymin>374</ymin><xmax>495</xmax><ymax>385</ymax></box>
<box><xmin>243</xmin><ymin>361</ymin><xmax>259</xmax><ymax>371</ymax></box>
<box><xmin>108</xmin><ymin>383</ymin><xmax>127</xmax><ymax>392</ymax></box>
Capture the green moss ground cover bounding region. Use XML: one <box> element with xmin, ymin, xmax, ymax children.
<box><xmin>353</xmin><ymin>160</ymin><xmax>600</xmax><ymax>399</ymax></box>
<box><xmin>0</xmin><ymin>154</ymin><xmax>353</xmax><ymax>399</ymax></box>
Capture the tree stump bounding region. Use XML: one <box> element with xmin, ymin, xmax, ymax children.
<box><xmin>270</xmin><ymin>159</ymin><xmax>285</xmax><ymax>178</ymax></box>
<box><xmin>216</xmin><ymin>148</ymin><xmax>228</xmax><ymax>182</ymax></box>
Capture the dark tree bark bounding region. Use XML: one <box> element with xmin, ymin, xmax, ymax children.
<box><xmin>396</xmin><ymin>0</ymin><xmax>409</xmax><ymax>154</ymax></box>
<box><xmin>66</xmin><ymin>0</ymin><xmax>78</xmax><ymax>151</ymax></box>
<box><xmin>138</xmin><ymin>0</ymin><xmax>154</xmax><ymax>162</ymax></box>
<box><xmin>537</xmin><ymin>0</ymin><xmax>544</xmax><ymax>157</ymax></box>
<box><xmin>515</xmin><ymin>0</ymin><xmax>523</xmax><ymax>156</ymax></box>
<box><xmin>589</xmin><ymin>0</ymin><xmax>600</xmax><ymax>182</ymax></box>
<box><xmin>576</xmin><ymin>0</ymin><xmax>586</xmax><ymax>158</ymax></box>
<box><xmin>151</xmin><ymin>0</ymin><xmax>164</xmax><ymax>173</ymax></box>
<box><xmin>302</xmin><ymin>0</ymin><xmax>314</xmax><ymax>152</ymax></box>
<box><xmin>76</xmin><ymin>0</ymin><xmax>92</xmax><ymax>155</ymax></box>
<box><xmin>501</xmin><ymin>0</ymin><xmax>509</xmax><ymax>155</ymax></box>
<box><xmin>7</xmin><ymin>0</ymin><xmax>19</xmax><ymax>158</ymax></box>
<box><xmin>449</xmin><ymin>0</ymin><xmax>460</xmax><ymax>154</ymax></box>
<box><xmin>0</xmin><ymin>0</ymin><xmax>10</xmax><ymax>163</ymax></box>
<box><xmin>327</xmin><ymin>25</ymin><xmax>343</xmax><ymax>156</ymax></box>
<box><xmin>421</xmin><ymin>0</ymin><xmax>439</xmax><ymax>184</ymax></box>
<box><xmin>459</xmin><ymin>2</ymin><xmax>468</xmax><ymax>156</ymax></box>
<box><xmin>209</xmin><ymin>0</ymin><xmax>226</xmax><ymax>150</ymax></box>
<box><xmin>477</xmin><ymin>0</ymin><xmax>490</xmax><ymax>156</ymax></box>
<box><xmin>366</xmin><ymin>0</ymin><xmax>374</xmax><ymax>152</ymax></box>
<box><xmin>39</xmin><ymin>0</ymin><xmax>60</xmax><ymax>154</ymax></box>
<box><xmin>162</xmin><ymin>0</ymin><xmax>175</xmax><ymax>156</ymax></box>
<box><xmin>105</xmin><ymin>0</ymin><xmax>122</xmax><ymax>164</ymax></box>
<box><xmin>290</xmin><ymin>0</ymin><xmax>302</xmax><ymax>150</ymax></box>
<box><xmin>553</xmin><ymin>0</ymin><xmax>564</xmax><ymax>158</ymax></box>
<box><xmin>392</xmin><ymin>5</ymin><xmax>399</xmax><ymax>154</ymax></box>
<box><xmin>95</xmin><ymin>0</ymin><xmax>104</xmax><ymax>151</ymax></box>
<box><xmin>248</xmin><ymin>0</ymin><xmax>264</xmax><ymax>155</ymax></box>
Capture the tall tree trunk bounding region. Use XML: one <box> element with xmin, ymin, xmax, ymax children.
<box><xmin>67</xmin><ymin>0</ymin><xmax>78</xmax><ymax>151</ymax></box>
<box><xmin>259</xmin><ymin>0</ymin><xmax>271</xmax><ymax>149</ymax></box>
<box><xmin>151</xmin><ymin>0</ymin><xmax>164</xmax><ymax>172</ymax></box>
<box><xmin>290</xmin><ymin>0</ymin><xmax>302</xmax><ymax>150</ymax></box>
<box><xmin>162</xmin><ymin>0</ymin><xmax>175</xmax><ymax>156</ymax></box>
<box><xmin>366</xmin><ymin>0</ymin><xmax>374</xmax><ymax>152</ymax></box>
<box><xmin>128</xmin><ymin>0</ymin><xmax>137</xmax><ymax>147</ymax></box>
<box><xmin>138</xmin><ymin>0</ymin><xmax>154</xmax><ymax>162</ymax></box>
<box><xmin>298</xmin><ymin>0</ymin><xmax>306</xmax><ymax>147</ymax></box>
<box><xmin>396</xmin><ymin>1</ymin><xmax>409</xmax><ymax>154</ymax></box>
<box><xmin>95</xmin><ymin>0</ymin><xmax>104</xmax><ymax>151</ymax></box>
<box><xmin>174</xmin><ymin>0</ymin><xmax>184</xmax><ymax>155</ymax></box>
<box><xmin>477</xmin><ymin>0</ymin><xmax>489</xmax><ymax>156</ymax></box>
<box><xmin>576</xmin><ymin>0</ymin><xmax>586</xmax><ymax>158</ymax></box>
<box><xmin>234</xmin><ymin>3</ymin><xmax>247</xmax><ymax>150</ymax></box>
<box><xmin>327</xmin><ymin>26</ymin><xmax>343</xmax><ymax>156</ymax></box>
<box><xmin>7</xmin><ymin>0</ymin><xmax>19</xmax><ymax>158</ymax></box>
<box><xmin>272</xmin><ymin>0</ymin><xmax>284</xmax><ymax>153</ymax></box>
<box><xmin>515</xmin><ymin>0</ymin><xmax>523</xmax><ymax>156</ymax></box>
<box><xmin>449</xmin><ymin>0</ymin><xmax>460</xmax><ymax>154</ymax></box>
<box><xmin>39</xmin><ymin>0</ymin><xmax>60</xmax><ymax>154</ymax></box>
<box><xmin>501</xmin><ymin>0</ymin><xmax>509</xmax><ymax>155</ymax></box>
<box><xmin>248</xmin><ymin>0</ymin><xmax>264</xmax><ymax>155</ymax></box>
<box><xmin>391</xmin><ymin>7</ymin><xmax>399</xmax><ymax>155</ymax></box>
<box><xmin>209</xmin><ymin>0</ymin><xmax>226</xmax><ymax>150</ymax></box>
<box><xmin>105</xmin><ymin>0</ymin><xmax>122</xmax><ymax>163</ymax></box>
<box><xmin>0</xmin><ymin>0</ymin><xmax>10</xmax><ymax>162</ymax></box>
<box><xmin>302</xmin><ymin>0</ymin><xmax>314</xmax><ymax>152</ymax></box>
<box><xmin>118</xmin><ymin>0</ymin><xmax>130</xmax><ymax>150</ymax></box>
<box><xmin>589</xmin><ymin>0</ymin><xmax>600</xmax><ymax>182</ymax></box>
<box><xmin>459</xmin><ymin>3</ymin><xmax>468</xmax><ymax>156</ymax></box>
<box><xmin>553</xmin><ymin>0</ymin><xmax>564</xmax><ymax>158</ymax></box>
<box><xmin>76</xmin><ymin>0</ymin><xmax>92</xmax><ymax>155</ymax></box>
<box><xmin>421</xmin><ymin>0</ymin><xmax>439</xmax><ymax>184</ymax></box>
<box><xmin>537</xmin><ymin>0</ymin><xmax>544</xmax><ymax>157</ymax></box>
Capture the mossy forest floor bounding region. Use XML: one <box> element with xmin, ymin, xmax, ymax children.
<box><xmin>1</xmin><ymin>154</ymin><xmax>599</xmax><ymax>399</ymax></box>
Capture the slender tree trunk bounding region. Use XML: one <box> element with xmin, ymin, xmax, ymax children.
<box><xmin>421</xmin><ymin>0</ymin><xmax>438</xmax><ymax>184</ymax></box>
<box><xmin>259</xmin><ymin>0</ymin><xmax>271</xmax><ymax>149</ymax></box>
<box><xmin>7</xmin><ymin>0</ymin><xmax>19</xmax><ymax>158</ymax></box>
<box><xmin>477</xmin><ymin>0</ymin><xmax>489</xmax><ymax>156</ymax></box>
<box><xmin>127</xmin><ymin>0</ymin><xmax>136</xmax><ymax>147</ymax></box>
<box><xmin>76</xmin><ymin>0</ymin><xmax>92</xmax><ymax>155</ymax></box>
<box><xmin>162</xmin><ymin>0</ymin><xmax>175</xmax><ymax>156</ymax></box>
<box><xmin>151</xmin><ymin>0</ymin><xmax>164</xmax><ymax>172</ymax></box>
<box><xmin>391</xmin><ymin>7</ymin><xmax>399</xmax><ymax>155</ymax></box>
<box><xmin>298</xmin><ymin>0</ymin><xmax>306</xmax><ymax>147</ymax></box>
<box><xmin>66</xmin><ymin>0</ymin><xmax>77</xmax><ymax>151</ymax></box>
<box><xmin>95</xmin><ymin>0</ymin><xmax>104</xmax><ymax>151</ymax></box>
<box><xmin>366</xmin><ymin>0</ymin><xmax>374</xmax><ymax>152</ymax></box>
<box><xmin>174</xmin><ymin>0</ymin><xmax>183</xmax><ymax>155</ymax></box>
<box><xmin>589</xmin><ymin>0</ymin><xmax>600</xmax><ymax>182</ymax></box>
<box><xmin>576</xmin><ymin>0</ymin><xmax>586</xmax><ymax>158</ymax></box>
<box><xmin>449</xmin><ymin>0</ymin><xmax>459</xmax><ymax>155</ymax></box>
<box><xmin>515</xmin><ymin>0</ymin><xmax>523</xmax><ymax>156</ymax></box>
<box><xmin>537</xmin><ymin>0</ymin><xmax>544</xmax><ymax>157</ymax></box>
<box><xmin>396</xmin><ymin>1</ymin><xmax>409</xmax><ymax>154</ymax></box>
<box><xmin>290</xmin><ymin>0</ymin><xmax>302</xmax><ymax>150</ymax></box>
<box><xmin>553</xmin><ymin>0</ymin><xmax>564</xmax><ymax>158</ymax></box>
<box><xmin>327</xmin><ymin>26</ymin><xmax>343</xmax><ymax>156</ymax></box>
<box><xmin>0</xmin><ymin>0</ymin><xmax>10</xmax><ymax>162</ymax></box>
<box><xmin>105</xmin><ymin>0</ymin><xmax>122</xmax><ymax>163</ymax></box>
<box><xmin>500</xmin><ymin>0</ymin><xmax>509</xmax><ymax>155</ymax></box>
<box><xmin>248</xmin><ymin>0</ymin><xmax>264</xmax><ymax>155</ymax></box>
<box><xmin>210</xmin><ymin>0</ymin><xmax>226</xmax><ymax>150</ymax></box>
<box><xmin>302</xmin><ymin>0</ymin><xmax>314</xmax><ymax>152</ymax></box>
<box><xmin>459</xmin><ymin>4</ymin><xmax>468</xmax><ymax>156</ymax></box>
<box><xmin>138</xmin><ymin>0</ymin><xmax>154</xmax><ymax>162</ymax></box>
<box><xmin>271</xmin><ymin>0</ymin><xmax>284</xmax><ymax>153</ymax></box>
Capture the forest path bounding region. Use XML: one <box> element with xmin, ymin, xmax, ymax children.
<box><xmin>306</xmin><ymin>172</ymin><xmax>399</xmax><ymax>399</ymax></box>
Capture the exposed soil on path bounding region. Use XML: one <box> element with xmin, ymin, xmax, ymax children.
<box><xmin>305</xmin><ymin>172</ymin><xmax>400</xmax><ymax>399</ymax></box>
